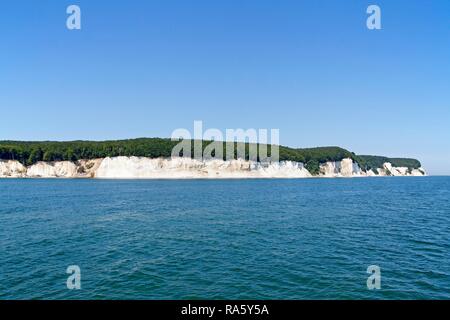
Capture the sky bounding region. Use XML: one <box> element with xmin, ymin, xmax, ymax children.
<box><xmin>0</xmin><ymin>0</ymin><xmax>449</xmax><ymax>174</ymax></box>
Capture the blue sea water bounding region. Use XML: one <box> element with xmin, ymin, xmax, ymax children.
<box><xmin>0</xmin><ymin>177</ymin><xmax>449</xmax><ymax>300</ymax></box>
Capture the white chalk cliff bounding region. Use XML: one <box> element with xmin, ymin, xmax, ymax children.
<box><xmin>0</xmin><ymin>160</ymin><xmax>27</xmax><ymax>178</ymax></box>
<box><xmin>95</xmin><ymin>157</ymin><xmax>312</xmax><ymax>179</ymax></box>
<box><xmin>319</xmin><ymin>158</ymin><xmax>363</xmax><ymax>177</ymax></box>
<box><xmin>0</xmin><ymin>157</ymin><xmax>426</xmax><ymax>179</ymax></box>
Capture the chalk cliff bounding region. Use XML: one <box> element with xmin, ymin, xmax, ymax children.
<box><xmin>26</xmin><ymin>161</ymin><xmax>78</xmax><ymax>178</ymax></box>
<box><xmin>0</xmin><ymin>160</ymin><xmax>27</xmax><ymax>177</ymax></box>
<box><xmin>94</xmin><ymin>157</ymin><xmax>312</xmax><ymax>179</ymax></box>
<box><xmin>319</xmin><ymin>158</ymin><xmax>363</xmax><ymax>177</ymax></box>
<box><xmin>0</xmin><ymin>157</ymin><xmax>426</xmax><ymax>179</ymax></box>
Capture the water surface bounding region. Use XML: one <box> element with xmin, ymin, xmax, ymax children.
<box><xmin>0</xmin><ymin>177</ymin><xmax>449</xmax><ymax>299</ymax></box>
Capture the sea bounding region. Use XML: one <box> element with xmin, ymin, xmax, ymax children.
<box><xmin>0</xmin><ymin>177</ymin><xmax>449</xmax><ymax>299</ymax></box>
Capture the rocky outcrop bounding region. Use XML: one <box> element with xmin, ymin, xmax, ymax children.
<box><xmin>94</xmin><ymin>157</ymin><xmax>312</xmax><ymax>179</ymax></box>
<box><xmin>0</xmin><ymin>160</ymin><xmax>27</xmax><ymax>177</ymax></box>
<box><xmin>27</xmin><ymin>161</ymin><xmax>78</xmax><ymax>178</ymax></box>
<box><xmin>319</xmin><ymin>158</ymin><xmax>427</xmax><ymax>178</ymax></box>
<box><xmin>75</xmin><ymin>159</ymin><xmax>103</xmax><ymax>178</ymax></box>
<box><xmin>0</xmin><ymin>157</ymin><xmax>426</xmax><ymax>179</ymax></box>
<box><xmin>320</xmin><ymin>158</ymin><xmax>363</xmax><ymax>177</ymax></box>
<box><xmin>377</xmin><ymin>162</ymin><xmax>426</xmax><ymax>177</ymax></box>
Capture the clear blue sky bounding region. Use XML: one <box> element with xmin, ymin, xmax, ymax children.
<box><xmin>0</xmin><ymin>0</ymin><xmax>449</xmax><ymax>174</ymax></box>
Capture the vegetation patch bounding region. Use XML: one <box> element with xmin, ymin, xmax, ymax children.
<box><xmin>358</xmin><ymin>155</ymin><xmax>421</xmax><ymax>170</ymax></box>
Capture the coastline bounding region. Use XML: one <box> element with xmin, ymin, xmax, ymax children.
<box><xmin>0</xmin><ymin>156</ymin><xmax>427</xmax><ymax>179</ymax></box>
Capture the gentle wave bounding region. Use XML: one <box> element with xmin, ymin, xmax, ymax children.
<box><xmin>0</xmin><ymin>177</ymin><xmax>449</xmax><ymax>299</ymax></box>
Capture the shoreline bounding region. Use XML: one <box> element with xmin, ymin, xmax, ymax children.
<box><xmin>0</xmin><ymin>176</ymin><xmax>431</xmax><ymax>180</ymax></box>
<box><xmin>0</xmin><ymin>156</ymin><xmax>426</xmax><ymax>179</ymax></box>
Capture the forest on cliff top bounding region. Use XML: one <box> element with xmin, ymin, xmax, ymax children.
<box><xmin>0</xmin><ymin>138</ymin><xmax>421</xmax><ymax>174</ymax></box>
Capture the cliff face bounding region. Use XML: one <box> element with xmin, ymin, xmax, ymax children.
<box><xmin>95</xmin><ymin>157</ymin><xmax>312</xmax><ymax>179</ymax></box>
<box><xmin>320</xmin><ymin>158</ymin><xmax>362</xmax><ymax>177</ymax></box>
<box><xmin>319</xmin><ymin>158</ymin><xmax>426</xmax><ymax>177</ymax></box>
<box><xmin>26</xmin><ymin>161</ymin><xmax>78</xmax><ymax>178</ymax></box>
<box><xmin>0</xmin><ymin>157</ymin><xmax>426</xmax><ymax>179</ymax></box>
<box><xmin>0</xmin><ymin>160</ymin><xmax>27</xmax><ymax>177</ymax></box>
